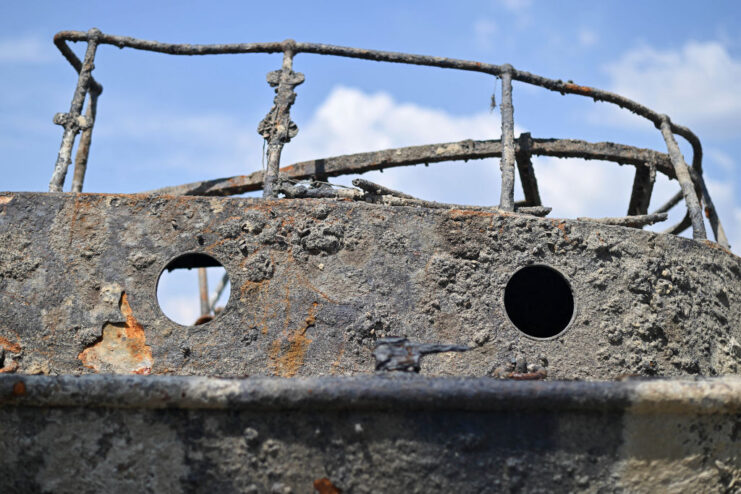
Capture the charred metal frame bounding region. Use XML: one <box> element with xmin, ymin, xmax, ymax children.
<box><xmin>50</xmin><ymin>28</ymin><xmax>728</xmax><ymax>247</ymax></box>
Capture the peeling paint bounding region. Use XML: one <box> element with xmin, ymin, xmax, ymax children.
<box><xmin>78</xmin><ymin>293</ymin><xmax>153</xmax><ymax>374</ymax></box>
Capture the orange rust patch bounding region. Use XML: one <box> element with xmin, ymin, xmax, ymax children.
<box><xmin>269</xmin><ymin>302</ymin><xmax>318</xmax><ymax>377</ymax></box>
<box><xmin>703</xmin><ymin>240</ymin><xmax>734</xmax><ymax>256</ymax></box>
<box><xmin>0</xmin><ymin>336</ymin><xmax>21</xmax><ymax>354</ymax></box>
<box><xmin>564</xmin><ymin>83</ymin><xmax>592</xmax><ymax>94</ymax></box>
<box><xmin>0</xmin><ymin>361</ymin><xmax>19</xmax><ymax>374</ymax></box>
<box><xmin>448</xmin><ymin>209</ymin><xmax>496</xmax><ymax>219</ymax></box>
<box><xmin>78</xmin><ymin>293</ymin><xmax>153</xmax><ymax>374</ymax></box>
<box><xmin>314</xmin><ymin>477</ymin><xmax>342</xmax><ymax>494</ymax></box>
<box><xmin>0</xmin><ymin>195</ymin><xmax>13</xmax><ymax>205</ymax></box>
<box><xmin>12</xmin><ymin>381</ymin><xmax>25</xmax><ymax>396</ymax></box>
<box><xmin>553</xmin><ymin>220</ymin><xmax>571</xmax><ymax>241</ymax></box>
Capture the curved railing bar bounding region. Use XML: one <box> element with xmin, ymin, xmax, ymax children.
<box><xmin>146</xmin><ymin>138</ymin><xmax>682</xmax><ymax>197</ymax></box>
<box><xmin>48</xmin><ymin>29</ymin><xmax>728</xmax><ymax>247</ymax></box>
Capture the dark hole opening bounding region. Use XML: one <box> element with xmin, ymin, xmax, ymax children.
<box><xmin>164</xmin><ymin>253</ymin><xmax>222</xmax><ymax>271</ymax></box>
<box><xmin>504</xmin><ymin>265</ymin><xmax>574</xmax><ymax>339</ymax></box>
<box><xmin>157</xmin><ymin>253</ymin><xmax>230</xmax><ymax>326</ymax></box>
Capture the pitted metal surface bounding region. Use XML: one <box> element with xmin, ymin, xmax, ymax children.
<box><xmin>0</xmin><ymin>192</ymin><xmax>738</xmax><ymax>379</ymax></box>
<box><xmin>1</xmin><ymin>375</ymin><xmax>740</xmax><ymax>493</ymax></box>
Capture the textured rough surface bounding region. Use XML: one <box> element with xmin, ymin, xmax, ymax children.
<box><xmin>0</xmin><ymin>375</ymin><xmax>740</xmax><ymax>493</ymax></box>
<box><xmin>0</xmin><ymin>192</ymin><xmax>739</xmax><ymax>379</ymax></box>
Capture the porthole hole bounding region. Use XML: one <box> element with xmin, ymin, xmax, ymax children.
<box><xmin>156</xmin><ymin>253</ymin><xmax>231</xmax><ymax>326</ymax></box>
<box><xmin>504</xmin><ymin>265</ymin><xmax>574</xmax><ymax>339</ymax></box>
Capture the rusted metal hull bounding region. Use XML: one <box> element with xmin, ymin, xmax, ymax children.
<box><xmin>0</xmin><ymin>193</ymin><xmax>739</xmax><ymax>379</ymax></box>
<box><xmin>1</xmin><ymin>375</ymin><xmax>740</xmax><ymax>493</ymax></box>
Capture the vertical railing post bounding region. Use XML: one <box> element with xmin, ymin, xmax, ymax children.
<box><xmin>627</xmin><ymin>161</ymin><xmax>656</xmax><ymax>218</ymax></box>
<box><xmin>258</xmin><ymin>40</ymin><xmax>304</xmax><ymax>198</ymax></box>
<box><xmin>49</xmin><ymin>28</ymin><xmax>101</xmax><ymax>192</ymax></box>
<box><xmin>515</xmin><ymin>132</ymin><xmax>541</xmax><ymax>206</ymax></box>
<box><xmin>658</xmin><ymin>115</ymin><xmax>706</xmax><ymax>240</ymax></box>
<box><xmin>498</xmin><ymin>65</ymin><xmax>516</xmax><ymax>211</ymax></box>
<box><xmin>71</xmin><ymin>89</ymin><xmax>100</xmax><ymax>192</ymax></box>
<box><xmin>198</xmin><ymin>268</ymin><xmax>210</xmax><ymax>317</ymax></box>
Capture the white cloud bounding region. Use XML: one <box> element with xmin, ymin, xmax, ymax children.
<box><xmin>281</xmin><ymin>86</ymin><xmax>504</xmax><ymax>204</ymax></box>
<box><xmin>95</xmin><ymin>110</ymin><xmax>263</xmax><ymax>178</ymax></box>
<box><xmin>0</xmin><ymin>35</ymin><xmax>54</xmax><ymax>63</ymax></box>
<box><xmin>707</xmin><ymin>148</ymin><xmax>735</xmax><ymax>173</ymax></box>
<box><xmin>494</xmin><ymin>0</ymin><xmax>532</xmax><ymax>12</ymax></box>
<box><xmin>603</xmin><ymin>40</ymin><xmax>741</xmax><ymax>133</ymax></box>
<box><xmin>285</xmin><ymin>86</ymin><xmax>501</xmax><ymax>160</ymax></box>
<box><xmin>474</xmin><ymin>19</ymin><xmax>498</xmax><ymax>50</ymax></box>
<box><xmin>533</xmin><ymin>158</ymin><xmax>635</xmax><ymax>218</ymax></box>
<box><xmin>578</xmin><ymin>29</ymin><xmax>598</xmax><ymax>48</ymax></box>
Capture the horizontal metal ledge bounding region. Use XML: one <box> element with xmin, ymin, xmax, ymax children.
<box><xmin>2</xmin><ymin>375</ymin><xmax>740</xmax><ymax>414</ymax></box>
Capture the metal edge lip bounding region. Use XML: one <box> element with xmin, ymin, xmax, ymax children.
<box><xmin>1</xmin><ymin>375</ymin><xmax>740</xmax><ymax>414</ymax></box>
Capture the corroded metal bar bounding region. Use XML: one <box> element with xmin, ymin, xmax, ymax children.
<box><xmin>577</xmin><ymin>213</ymin><xmax>668</xmax><ymax>227</ymax></box>
<box><xmin>49</xmin><ymin>28</ymin><xmax>100</xmax><ymax>192</ymax></box>
<box><xmin>652</xmin><ymin>191</ymin><xmax>683</xmax><ymax>215</ymax></box>
<box><xmin>665</xmin><ymin>212</ymin><xmax>692</xmax><ymax>235</ymax></box>
<box><xmin>51</xmin><ymin>29</ymin><xmax>729</xmax><ymax>244</ymax></box>
<box><xmin>627</xmin><ymin>163</ymin><xmax>656</xmax><ymax>217</ymax></box>
<box><xmin>198</xmin><ymin>268</ymin><xmax>209</xmax><ymax>317</ymax></box>
<box><xmin>52</xmin><ymin>29</ymin><xmax>705</xmax><ymax>178</ymax></box>
<box><xmin>515</xmin><ymin>132</ymin><xmax>541</xmax><ymax>206</ymax></box>
<box><xmin>147</xmin><ymin>138</ymin><xmax>678</xmax><ymax>197</ymax></box>
<box><xmin>658</xmin><ymin>115</ymin><xmax>706</xmax><ymax>240</ymax></box>
<box><xmin>209</xmin><ymin>273</ymin><xmax>230</xmax><ymax>313</ymax></box>
<box><xmin>53</xmin><ymin>32</ymin><xmax>103</xmax><ymax>94</ymax></box>
<box><xmin>499</xmin><ymin>67</ymin><xmax>516</xmax><ymax>211</ymax></box>
<box><xmin>71</xmin><ymin>91</ymin><xmax>99</xmax><ymax>192</ymax></box>
<box><xmin>352</xmin><ymin>178</ymin><xmax>415</xmax><ymax>199</ymax></box>
<box><xmin>3</xmin><ymin>375</ymin><xmax>741</xmax><ymax>413</ymax></box>
<box><xmin>258</xmin><ymin>45</ymin><xmax>304</xmax><ymax>198</ymax></box>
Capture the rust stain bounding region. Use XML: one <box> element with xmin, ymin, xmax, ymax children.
<box><xmin>703</xmin><ymin>240</ymin><xmax>733</xmax><ymax>256</ymax></box>
<box><xmin>0</xmin><ymin>336</ymin><xmax>21</xmax><ymax>354</ymax></box>
<box><xmin>552</xmin><ymin>220</ymin><xmax>571</xmax><ymax>241</ymax></box>
<box><xmin>12</xmin><ymin>381</ymin><xmax>25</xmax><ymax>396</ymax></box>
<box><xmin>78</xmin><ymin>292</ymin><xmax>153</xmax><ymax>374</ymax></box>
<box><xmin>330</xmin><ymin>343</ymin><xmax>346</xmax><ymax>375</ymax></box>
<box><xmin>0</xmin><ymin>361</ymin><xmax>19</xmax><ymax>374</ymax></box>
<box><xmin>269</xmin><ymin>302</ymin><xmax>318</xmax><ymax>377</ymax></box>
<box><xmin>314</xmin><ymin>477</ymin><xmax>342</xmax><ymax>494</ymax></box>
<box><xmin>564</xmin><ymin>83</ymin><xmax>592</xmax><ymax>94</ymax></box>
<box><xmin>0</xmin><ymin>195</ymin><xmax>13</xmax><ymax>205</ymax></box>
<box><xmin>448</xmin><ymin>209</ymin><xmax>496</xmax><ymax>219</ymax></box>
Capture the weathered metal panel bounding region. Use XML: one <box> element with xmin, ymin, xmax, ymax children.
<box><xmin>0</xmin><ymin>193</ymin><xmax>739</xmax><ymax>379</ymax></box>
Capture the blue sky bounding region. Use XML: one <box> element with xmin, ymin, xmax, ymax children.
<box><xmin>2</xmin><ymin>1</ymin><xmax>740</xmax><ymax>322</ymax></box>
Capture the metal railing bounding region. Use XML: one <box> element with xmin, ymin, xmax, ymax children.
<box><xmin>49</xmin><ymin>28</ymin><xmax>729</xmax><ymax>247</ymax></box>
